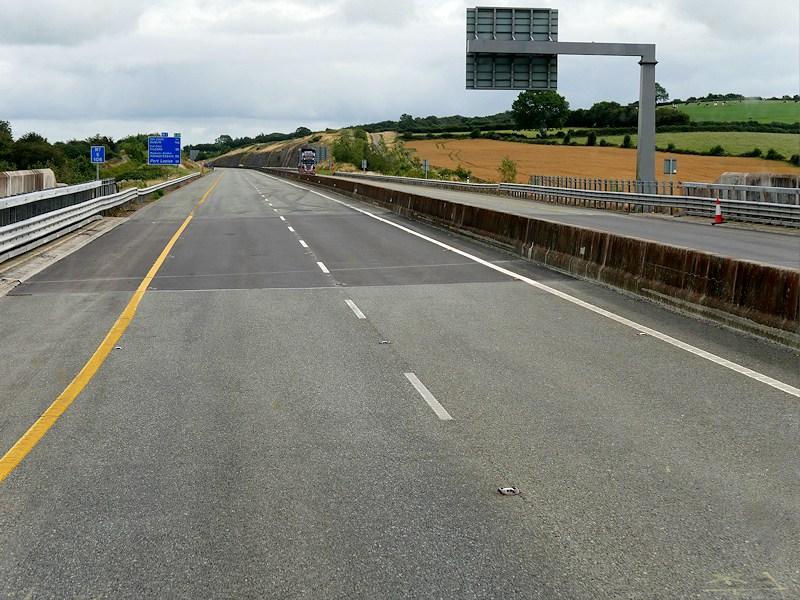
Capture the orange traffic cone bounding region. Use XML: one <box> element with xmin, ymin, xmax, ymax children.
<box><xmin>713</xmin><ymin>196</ymin><xmax>724</xmax><ymax>224</ymax></box>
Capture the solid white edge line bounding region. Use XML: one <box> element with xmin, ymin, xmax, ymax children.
<box><xmin>317</xmin><ymin>261</ymin><xmax>329</xmax><ymax>274</ymax></box>
<box><xmin>267</xmin><ymin>174</ymin><xmax>800</xmax><ymax>398</ymax></box>
<box><xmin>405</xmin><ymin>373</ymin><xmax>452</xmax><ymax>420</ymax></box>
<box><xmin>345</xmin><ymin>299</ymin><xmax>366</xmax><ymax>319</ymax></box>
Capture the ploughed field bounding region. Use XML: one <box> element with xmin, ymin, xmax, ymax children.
<box><xmin>408</xmin><ymin>139</ymin><xmax>794</xmax><ymax>184</ymax></box>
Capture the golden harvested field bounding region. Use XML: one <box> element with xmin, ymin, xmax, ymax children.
<box><xmin>408</xmin><ymin>138</ymin><xmax>795</xmax><ymax>184</ymax></box>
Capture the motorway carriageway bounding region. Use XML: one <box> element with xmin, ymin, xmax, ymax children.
<box><xmin>0</xmin><ymin>169</ymin><xmax>798</xmax><ymax>599</ymax></box>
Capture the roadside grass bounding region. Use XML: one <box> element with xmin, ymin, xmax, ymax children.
<box><xmin>674</xmin><ymin>99</ymin><xmax>800</xmax><ymax>124</ymax></box>
<box><xmin>100</xmin><ymin>161</ymin><xmax>202</xmax><ymax>191</ymax></box>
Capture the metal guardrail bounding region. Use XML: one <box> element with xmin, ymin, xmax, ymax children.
<box><xmin>333</xmin><ymin>172</ymin><xmax>800</xmax><ymax>227</ymax></box>
<box><xmin>0</xmin><ymin>179</ymin><xmax>117</xmax><ymax>227</ymax></box>
<box><xmin>0</xmin><ymin>173</ymin><xmax>202</xmax><ymax>264</ymax></box>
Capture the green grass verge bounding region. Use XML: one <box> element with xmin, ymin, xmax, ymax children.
<box><xmin>672</xmin><ymin>99</ymin><xmax>799</xmax><ymax>124</ymax></box>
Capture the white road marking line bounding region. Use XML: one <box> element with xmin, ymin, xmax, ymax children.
<box><xmin>317</xmin><ymin>261</ymin><xmax>330</xmax><ymax>274</ymax></box>
<box><xmin>299</xmin><ymin>240</ymin><xmax>309</xmax><ymax>248</ymax></box>
<box><xmin>345</xmin><ymin>299</ymin><xmax>366</xmax><ymax>319</ymax></box>
<box><xmin>288</xmin><ymin>227</ymin><xmax>295</xmax><ymax>232</ymax></box>
<box><xmin>279</xmin><ymin>216</ymin><xmax>286</xmax><ymax>221</ymax></box>
<box><xmin>405</xmin><ymin>373</ymin><xmax>452</xmax><ymax>420</ymax></box>
<box><xmin>269</xmin><ymin>175</ymin><xmax>800</xmax><ymax>398</ymax></box>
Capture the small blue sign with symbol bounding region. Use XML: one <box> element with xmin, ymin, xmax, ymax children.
<box><xmin>148</xmin><ymin>136</ymin><xmax>182</xmax><ymax>165</ymax></box>
<box><xmin>91</xmin><ymin>146</ymin><xmax>105</xmax><ymax>164</ymax></box>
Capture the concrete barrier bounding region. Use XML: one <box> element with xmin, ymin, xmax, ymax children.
<box><xmin>266</xmin><ymin>169</ymin><xmax>799</xmax><ymax>347</ymax></box>
<box><xmin>0</xmin><ymin>169</ymin><xmax>57</xmax><ymax>198</ymax></box>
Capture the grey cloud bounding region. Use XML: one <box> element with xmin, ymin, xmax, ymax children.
<box><xmin>338</xmin><ymin>0</ymin><xmax>418</xmax><ymax>26</ymax></box>
<box><xmin>0</xmin><ymin>0</ymin><xmax>154</xmax><ymax>46</ymax></box>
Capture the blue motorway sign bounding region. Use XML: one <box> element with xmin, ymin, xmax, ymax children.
<box><xmin>90</xmin><ymin>146</ymin><xmax>105</xmax><ymax>163</ymax></box>
<box><xmin>148</xmin><ymin>136</ymin><xmax>182</xmax><ymax>165</ymax></box>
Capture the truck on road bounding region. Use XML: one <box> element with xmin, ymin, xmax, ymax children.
<box><xmin>299</xmin><ymin>148</ymin><xmax>316</xmax><ymax>174</ymax></box>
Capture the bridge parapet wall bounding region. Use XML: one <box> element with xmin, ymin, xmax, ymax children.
<box><xmin>0</xmin><ymin>169</ymin><xmax>57</xmax><ymax>198</ymax></box>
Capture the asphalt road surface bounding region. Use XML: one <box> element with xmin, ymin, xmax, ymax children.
<box><xmin>1</xmin><ymin>169</ymin><xmax>798</xmax><ymax>599</ymax></box>
<box><xmin>331</xmin><ymin>177</ymin><xmax>800</xmax><ymax>270</ymax></box>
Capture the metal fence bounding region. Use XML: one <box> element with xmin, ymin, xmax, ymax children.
<box><xmin>333</xmin><ymin>171</ymin><xmax>800</xmax><ymax>227</ymax></box>
<box><xmin>530</xmin><ymin>175</ymin><xmax>676</xmax><ymax>195</ymax></box>
<box><xmin>0</xmin><ymin>173</ymin><xmax>202</xmax><ymax>264</ymax></box>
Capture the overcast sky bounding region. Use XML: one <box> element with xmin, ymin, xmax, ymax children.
<box><xmin>1</xmin><ymin>0</ymin><xmax>798</xmax><ymax>146</ymax></box>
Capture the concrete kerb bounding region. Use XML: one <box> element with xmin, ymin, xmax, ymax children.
<box><xmin>266</xmin><ymin>168</ymin><xmax>800</xmax><ymax>349</ymax></box>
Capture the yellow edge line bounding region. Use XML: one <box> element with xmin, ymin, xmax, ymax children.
<box><xmin>0</xmin><ymin>171</ymin><xmax>225</xmax><ymax>482</ymax></box>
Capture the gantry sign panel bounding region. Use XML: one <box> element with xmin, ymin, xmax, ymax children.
<box><xmin>466</xmin><ymin>7</ymin><xmax>558</xmax><ymax>90</ymax></box>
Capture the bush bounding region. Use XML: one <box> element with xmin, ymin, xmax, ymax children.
<box><xmin>765</xmin><ymin>148</ymin><xmax>785</xmax><ymax>161</ymax></box>
<box><xmin>563</xmin><ymin>133</ymin><xmax>571</xmax><ymax>145</ymax></box>
<box><xmin>470</xmin><ymin>128</ymin><xmax>481</xmax><ymax>139</ymax></box>
<box><xmin>790</xmin><ymin>154</ymin><xmax>799</xmax><ymax>166</ymax></box>
<box><xmin>655</xmin><ymin>107</ymin><xmax>691</xmax><ymax>126</ymax></box>
<box><xmin>497</xmin><ymin>155</ymin><xmax>517</xmax><ymax>183</ymax></box>
<box><xmin>586</xmin><ymin>131</ymin><xmax>597</xmax><ymax>146</ymax></box>
<box><xmin>113</xmin><ymin>164</ymin><xmax>171</xmax><ymax>182</ymax></box>
<box><xmin>707</xmin><ymin>145</ymin><xmax>726</xmax><ymax>156</ymax></box>
<box><xmin>741</xmin><ymin>148</ymin><xmax>763</xmax><ymax>158</ymax></box>
<box><xmin>622</xmin><ymin>134</ymin><xmax>632</xmax><ymax>148</ymax></box>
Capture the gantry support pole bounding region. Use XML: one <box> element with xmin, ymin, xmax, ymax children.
<box><xmin>466</xmin><ymin>40</ymin><xmax>658</xmax><ymax>186</ymax></box>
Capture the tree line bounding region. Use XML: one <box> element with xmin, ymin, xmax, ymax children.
<box><xmin>0</xmin><ymin>123</ymin><xmax>201</xmax><ymax>185</ymax></box>
<box><xmin>0</xmin><ymin>121</ymin><xmax>159</xmax><ymax>185</ymax></box>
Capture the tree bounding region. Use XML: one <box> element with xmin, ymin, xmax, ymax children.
<box><xmin>294</xmin><ymin>127</ymin><xmax>312</xmax><ymax>138</ymax></box>
<box><xmin>0</xmin><ymin>120</ymin><xmax>12</xmax><ymax>162</ymax></box>
<box><xmin>587</xmin><ymin>101</ymin><xmax>629</xmax><ymax>128</ymax></box>
<box><xmin>215</xmin><ymin>135</ymin><xmax>233</xmax><ymax>146</ymax></box>
<box><xmin>511</xmin><ymin>91</ymin><xmax>569</xmax><ymax>136</ymax></box>
<box><xmin>655</xmin><ymin>107</ymin><xmax>690</xmax><ymax>126</ymax></box>
<box><xmin>497</xmin><ymin>155</ymin><xmax>517</xmax><ymax>183</ymax></box>
<box><xmin>655</xmin><ymin>82</ymin><xmax>669</xmax><ymax>103</ymax></box>
<box><xmin>7</xmin><ymin>134</ymin><xmax>61</xmax><ymax>169</ymax></box>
